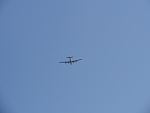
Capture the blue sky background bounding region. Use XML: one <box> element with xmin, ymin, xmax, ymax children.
<box><xmin>1</xmin><ymin>0</ymin><xmax>150</xmax><ymax>113</ymax></box>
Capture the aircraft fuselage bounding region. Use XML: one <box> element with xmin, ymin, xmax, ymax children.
<box><xmin>69</xmin><ymin>58</ymin><xmax>72</xmax><ymax>65</ymax></box>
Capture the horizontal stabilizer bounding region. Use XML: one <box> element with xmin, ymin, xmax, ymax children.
<box><xmin>66</xmin><ymin>56</ymin><xmax>73</xmax><ymax>58</ymax></box>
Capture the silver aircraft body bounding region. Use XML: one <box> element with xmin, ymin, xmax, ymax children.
<box><xmin>59</xmin><ymin>56</ymin><xmax>82</xmax><ymax>65</ymax></box>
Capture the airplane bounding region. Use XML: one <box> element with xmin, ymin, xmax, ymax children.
<box><xmin>59</xmin><ymin>56</ymin><xmax>82</xmax><ymax>65</ymax></box>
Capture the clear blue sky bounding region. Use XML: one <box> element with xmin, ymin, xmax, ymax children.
<box><xmin>1</xmin><ymin>0</ymin><xmax>150</xmax><ymax>113</ymax></box>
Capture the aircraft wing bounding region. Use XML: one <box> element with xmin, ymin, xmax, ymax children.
<box><xmin>72</xmin><ymin>59</ymin><xmax>82</xmax><ymax>63</ymax></box>
<box><xmin>59</xmin><ymin>61</ymin><xmax>70</xmax><ymax>64</ymax></box>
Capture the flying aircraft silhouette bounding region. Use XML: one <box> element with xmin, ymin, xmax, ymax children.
<box><xmin>59</xmin><ymin>56</ymin><xmax>82</xmax><ymax>65</ymax></box>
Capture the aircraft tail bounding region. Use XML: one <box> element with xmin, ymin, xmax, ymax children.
<box><xmin>66</xmin><ymin>56</ymin><xmax>73</xmax><ymax>58</ymax></box>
